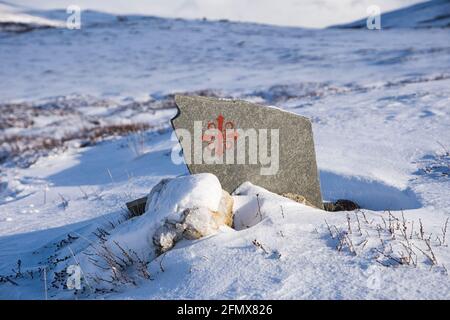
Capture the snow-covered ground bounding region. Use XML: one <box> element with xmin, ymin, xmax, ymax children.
<box><xmin>0</xmin><ymin>1</ymin><xmax>450</xmax><ymax>299</ymax></box>
<box><xmin>2</xmin><ymin>0</ymin><xmax>424</xmax><ymax>28</ymax></box>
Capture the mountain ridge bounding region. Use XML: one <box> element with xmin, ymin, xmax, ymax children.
<box><xmin>332</xmin><ymin>0</ymin><xmax>450</xmax><ymax>29</ymax></box>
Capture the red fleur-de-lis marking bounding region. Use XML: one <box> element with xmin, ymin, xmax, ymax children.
<box><xmin>202</xmin><ymin>114</ymin><xmax>238</xmax><ymax>156</ymax></box>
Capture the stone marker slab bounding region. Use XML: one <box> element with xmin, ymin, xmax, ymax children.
<box><xmin>172</xmin><ymin>95</ymin><xmax>323</xmax><ymax>209</ymax></box>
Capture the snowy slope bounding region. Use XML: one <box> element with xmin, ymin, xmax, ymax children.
<box><xmin>0</xmin><ymin>3</ymin><xmax>63</xmax><ymax>32</ymax></box>
<box><xmin>334</xmin><ymin>0</ymin><xmax>450</xmax><ymax>29</ymax></box>
<box><xmin>4</xmin><ymin>0</ymin><xmax>424</xmax><ymax>28</ymax></box>
<box><xmin>0</xmin><ymin>7</ymin><xmax>450</xmax><ymax>299</ymax></box>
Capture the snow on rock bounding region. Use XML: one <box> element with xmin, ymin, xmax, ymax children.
<box><xmin>145</xmin><ymin>174</ymin><xmax>223</xmax><ymax>223</ymax></box>
<box><xmin>148</xmin><ymin>174</ymin><xmax>234</xmax><ymax>252</ymax></box>
<box><xmin>79</xmin><ymin>173</ymin><xmax>234</xmax><ymax>283</ymax></box>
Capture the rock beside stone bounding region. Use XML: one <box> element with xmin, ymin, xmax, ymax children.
<box><xmin>152</xmin><ymin>185</ymin><xmax>234</xmax><ymax>254</ymax></box>
<box><xmin>323</xmin><ymin>199</ymin><xmax>360</xmax><ymax>212</ymax></box>
<box><xmin>281</xmin><ymin>193</ymin><xmax>360</xmax><ymax>212</ymax></box>
<box><xmin>183</xmin><ymin>190</ymin><xmax>234</xmax><ymax>239</ymax></box>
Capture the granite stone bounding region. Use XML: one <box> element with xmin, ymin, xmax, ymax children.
<box><xmin>172</xmin><ymin>95</ymin><xmax>323</xmax><ymax>209</ymax></box>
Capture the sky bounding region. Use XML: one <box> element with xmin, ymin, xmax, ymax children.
<box><xmin>2</xmin><ymin>0</ymin><xmax>426</xmax><ymax>28</ymax></box>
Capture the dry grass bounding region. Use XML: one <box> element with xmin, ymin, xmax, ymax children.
<box><xmin>89</xmin><ymin>241</ymin><xmax>152</xmax><ymax>287</ymax></box>
<box><xmin>325</xmin><ymin>210</ymin><xmax>448</xmax><ymax>271</ymax></box>
<box><xmin>0</xmin><ymin>89</ymin><xmax>226</xmax><ymax>166</ymax></box>
<box><xmin>1</xmin><ymin>123</ymin><xmax>151</xmax><ymax>166</ymax></box>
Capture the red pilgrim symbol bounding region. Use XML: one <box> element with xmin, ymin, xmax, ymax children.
<box><xmin>201</xmin><ymin>114</ymin><xmax>239</xmax><ymax>156</ymax></box>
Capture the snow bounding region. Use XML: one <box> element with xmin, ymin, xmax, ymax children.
<box><xmin>334</xmin><ymin>0</ymin><xmax>450</xmax><ymax>29</ymax></box>
<box><xmin>1</xmin><ymin>0</ymin><xmax>450</xmax><ymax>300</ymax></box>
<box><xmin>145</xmin><ymin>173</ymin><xmax>223</xmax><ymax>221</ymax></box>
<box><xmin>101</xmin><ymin>182</ymin><xmax>450</xmax><ymax>299</ymax></box>
<box><xmin>63</xmin><ymin>173</ymin><xmax>230</xmax><ymax>292</ymax></box>
<box><xmin>92</xmin><ymin>173</ymin><xmax>224</xmax><ymax>258</ymax></box>
<box><xmin>2</xmin><ymin>0</ymin><xmax>425</xmax><ymax>28</ymax></box>
<box><xmin>0</xmin><ymin>3</ymin><xmax>64</xmax><ymax>29</ymax></box>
